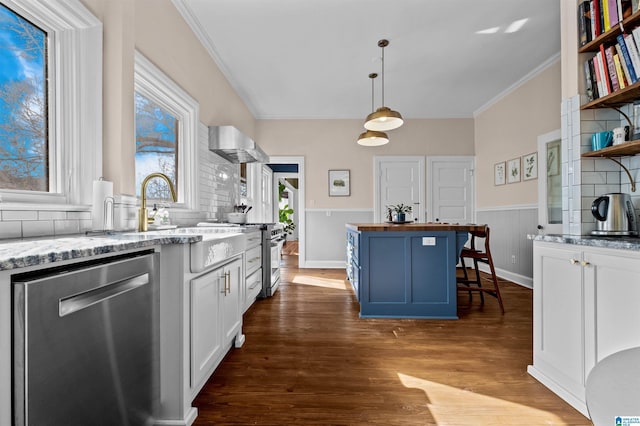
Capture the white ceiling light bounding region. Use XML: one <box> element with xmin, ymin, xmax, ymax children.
<box><xmin>364</xmin><ymin>39</ymin><xmax>403</xmax><ymax>132</ymax></box>
<box><xmin>358</xmin><ymin>72</ymin><xmax>389</xmax><ymax>146</ymax></box>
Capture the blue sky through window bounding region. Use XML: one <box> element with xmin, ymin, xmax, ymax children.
<box><xmin>0</xmin><ymin>4</ymin><xmax>47</xmax><ymax>191</ymax></box>
<box><xmin>135</xmin><ymin>91</ymin><xmax>178</xmax><ymax>199</ymax></box>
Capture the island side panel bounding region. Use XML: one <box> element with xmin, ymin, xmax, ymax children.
<box><xmin>358</xmin><ymin>230</ymin><xmax>459</xmax><ymax>319</ymax></box>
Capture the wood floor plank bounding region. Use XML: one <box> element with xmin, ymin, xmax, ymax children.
<box><xmin>192</xmin><ymin>254</ymin><xmax>591</xmax><ymax>425</ymax></box>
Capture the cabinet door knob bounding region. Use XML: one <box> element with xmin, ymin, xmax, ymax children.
<box><xmin>570</xmin><ymin>258</ymin><xmax>580</xmax><ymax>265</ymax></box>
<box><xmin>581</xmin><ymin>261</ymin><xmax>591</xmax><ymax>267</ymax></box>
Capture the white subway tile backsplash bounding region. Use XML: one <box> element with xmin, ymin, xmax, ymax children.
<box><xmin>594</xmin><ymin>108</ymin><xmax>622</xmax><ymax>120</ymax></box>
<box><xmin>0</xmin><ymin>222</ymin><xmax>21</xmax><ymax>239</ymax></box>
<box><xmin>67</xmin><ymin>211</ymin><xmax>91</xmax><ymax>220</ymax></box>
<box><xmin>38</xmin><ymin>211</ymin><xmax>66</xmax><ymax>220</ymax></box>
<box><xmin>54</xmin><ymin>220</ymin><xmax>80</xmax><ymax>235</ymax></box>
<box><xmin>581</xmin><ymin>171</ymin><xmax>607</xmax><ymax>185</ymax></box>
<box><xmin>3</xmin><ymin>210</ymin><xmax>38</xmax><ymax>221</ymax></box>
<box><xmin>606</xmin><ymin>172</ymin><xmax>621</xmax><ymax>184</ymax></box>
<box><xmin>22</xmin><ymin>220</ymin><xmax>53</xmax><ymax>238</ymax></box>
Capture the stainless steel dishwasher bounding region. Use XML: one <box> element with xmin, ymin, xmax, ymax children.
<box><xmin>12</xmin><ymin>250</ymin><xmax>159</xmax><ymax>426</ymax></box>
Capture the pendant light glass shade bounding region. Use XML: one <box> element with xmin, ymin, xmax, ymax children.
<box><xmin>364</xmin><ymin>39</ymin><xmax>403</xmax><ymax>131</ymax></box>
<box><xmin>357</xmin><ymin>129</ymin><xmax>389</xmax><ymax>146</ymax></box>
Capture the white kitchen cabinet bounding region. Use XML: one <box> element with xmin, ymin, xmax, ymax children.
<box><xmin>190</xmin><ymin>267</ymin><xmax>223</xmax><ymax>390</ymax></box>
<box><xmin>221</xmin><ymin>258</ymin><xmax>243</xmax><ymax>344</ymax></box>
<box><xmin>244</xmin><ymin>268</ymin><xmax>262</xmax><ymax>313</ymax></box>
<box><xmin>190</xmin><ymin>257</ymin><xmax>244</xmax><ymax>392</ymax></box>
<box><xmin>529</xmin><ymin>241</ymin><xmax>640</xmax><ymax>417</ymax></box>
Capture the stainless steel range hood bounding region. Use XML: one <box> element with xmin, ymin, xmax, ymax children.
<box><xmin>208</xmin><ymin>125</ymin><xmax>269</xmax><ymax>163</ymax></box>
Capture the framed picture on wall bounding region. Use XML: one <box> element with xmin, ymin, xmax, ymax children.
<box><xmin>507</xmin><ymin>158</ymin><xmax>521</xmax><ymax>184</ymax></box>
<box><xmin>522</xmin><ymin>152</ymin><xmax>538</xmax><ymax>181</ymax></box>
<box><xmin>328</xmin><ymin>169</ymin><xmax>350</xmax><ymax>196</ymax></box>
<box><xmin>494</xmin><ymin>162</ymin><xmax>506</xmax><ymax>186</ymax></box>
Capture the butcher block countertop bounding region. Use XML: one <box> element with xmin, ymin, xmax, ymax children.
<box><xmin>346</xmin><ymin>223</ymin><xmax>484</xmax><ymax>232</ymax></box>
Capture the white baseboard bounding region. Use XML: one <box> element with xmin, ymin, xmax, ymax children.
<box><xmin>302</xmin><ymin>260</ymin><xmax>346</xmax><ymax>269</ymax></box>
<box><xmin>527</xmin><ymin>365</ymin><xmax>589</xmax><ymax>419</ymax></box>
<box><xmin>477</xmin><ymin>263</ymin><xmax>532</xmax><ymax>289</ymax></box>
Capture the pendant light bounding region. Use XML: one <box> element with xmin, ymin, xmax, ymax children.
<box><xmin>364</xmin><ymin>39</ymin><xmax>404</xmax><ymax>132</ymax></box>
<box><xmin>358</xmin><ymin>73</ymin><xmax>389</xmax><ymax>146</ymax></box>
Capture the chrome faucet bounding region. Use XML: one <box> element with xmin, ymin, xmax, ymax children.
<box><xmin>138</xmin><ymin>172</ymin><xmax>177</xmax><ymax>232</ymax></box>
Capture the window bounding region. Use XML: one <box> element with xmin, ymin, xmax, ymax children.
<box><xmin>134</xmin><ymin>51</ymin><xmax>198</xmax><ymax>209</ymax></box>
<box><xmin>0</xmin><ymin>0</ymin><xmax>101</xmax><ymax>206</ymax></box>
<box><xmin>0</xmin><ymin>4</ymin><xmax>48</xmax><ymax>192</ymax></box>
<box><xmin>135</xmin><ymin>92</ymin><xmax>179</xmax><ymax>199</ymax></box>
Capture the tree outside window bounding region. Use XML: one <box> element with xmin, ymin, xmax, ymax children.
<box><xmin>134</xmin><ymin>91</ymin><xmax>178</xmax><ymax>200</ymax></box>
<box><xmin>0</xmin><ymin>4</ymin><xmax>48</xmax><ymax>192</ymax></box>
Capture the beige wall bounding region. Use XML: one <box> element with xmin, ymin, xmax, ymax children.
<box><xmin>475</xmin><ymin>60</ymin><xmax>561</xmax><ymax>208</ymax></box>
<box><xmin>80</xmin><ymin>0</ymin><xmax>255</xmax><ymax>195</ymax></box>
<box><xmin>256</xmin><ymin>118</ymin><xmax>474</xmax><ymax>209</ymax></box>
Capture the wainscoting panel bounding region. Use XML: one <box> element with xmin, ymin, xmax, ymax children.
<box><xmin>305</xmin><ymin>209</ymin><xmax>373</xmax><ymax>268</ymax></box>
<box><xmin>476</xmin><ymin>206</ymin><xmax>538</xmax><ymax>288</ymax></box>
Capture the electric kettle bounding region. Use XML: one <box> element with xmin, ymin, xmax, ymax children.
<box><xmin>591</xmin><ymin>193</ymin><xmax>638</xmax><ymax>236</ymax></box>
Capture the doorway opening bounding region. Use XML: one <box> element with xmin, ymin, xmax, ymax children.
<box><xmin>268</xmin><ymin>156</ymin><xmax>305</xmax><ymax>268</ymax></box>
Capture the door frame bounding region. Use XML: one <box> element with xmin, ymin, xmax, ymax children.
<box><xmin>426</xmin><ymin>156</ymin><xmax>476</xmax><ymax>223</ymax></box>
<box><xmin>269</xmin><ymin>156</ymin><xmax>305</xmax><ymax>268</ymax></box>
<box><xmin>373</xmin><ymin>156</ymin><xmax>425</xmax><ymax>223</ymax></box>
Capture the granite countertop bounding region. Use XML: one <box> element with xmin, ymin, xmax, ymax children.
<box><xmin>0</xmin><ymin>230</ymin><xmax>222</xmax><ymax>271</ymax></box>
<box><xmin>346</xmin><ymin>223</ymin><xmax>485</xmax><ymax>232</ymax></box>
<box><xmin>534</xmin><ymin>234</ymin><xmax>640</xmax><ymax>251</ymax></box>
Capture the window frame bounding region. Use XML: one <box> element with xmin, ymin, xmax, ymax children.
<box><xmin>0</xmin><ymin>0</ymin><xmax>102</xmax><ymax>207</ymax></box>
<box><xmin>134</xmin><ymin>50</ymin><xmax>199</xmax><ymax>210</ymax></box>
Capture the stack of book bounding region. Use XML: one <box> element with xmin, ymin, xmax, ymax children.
<box><xmin>580</xmin><ymin>1</ymin><xmax>640</xmax><ymax>101</ymax></box>
<box><xmin>579</xmin><ymin>0</ymin><xmax>636</xmax><ymax>45</ymax></box>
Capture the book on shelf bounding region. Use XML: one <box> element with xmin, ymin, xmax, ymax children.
<box><xmin>616</xmin><ymin>34</ymin><xmax>638</xmax><ymax>83</ymax></box>
<box><xmin>604</xmin><ymin>44</ymin><xmax>620</xmax><ymax>91</ymax></box>
<box><xmin>613</xmin><ymin>53</ymin><xmax>627</xmax><ymax>88</ymax></box>
<box><xmin>590</xmin><ymin>58</ymin><xmax>601</xmax><ymax>98</ymax></box>
<box><xmin>603</xmin><ymin>0</ymin><xmax>611</xmax><ymax>31</ymax></box>
<box><xmin>585</xmin><ymin>59</ymin><xmax>596</xmax><ymax>101</ymax></box>
<box><xmin>593</xmin><ymin>0</ymin><xmax>602</xmax><ymax>37</ymax></box>
<box><xmin>615</xmin><ymin>43</ymin><xmax>633</xmax><ymax>85</ymax></box>
<box><xmin>609</xmin><ymin>0</ymin><xmax>619</xmax><ymax>27</ymax></box>
<box><xmin>624</xmin><ymin>33</ymin><xmax>640</xmax><ymax>75</ymax></box>
<box><xmin>593</xmin><ymin>52</ymin><xmax>609</xmax><ymax>97</ymax></box>
<box><xmin>579</xmin><ymin>1</ymin><xmax>593</xmax><ymax>46</ymax></box>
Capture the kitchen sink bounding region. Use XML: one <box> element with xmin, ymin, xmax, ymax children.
<box><xmin>123</xmin><ymin>227</ymin><xmax>246</xmax><ymax>273</ymax></box>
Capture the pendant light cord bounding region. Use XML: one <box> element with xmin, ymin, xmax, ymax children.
<box><xmin>380</xmin><ymin>44</ymin><xmax>385</xmax><ymax>107</ymax></box>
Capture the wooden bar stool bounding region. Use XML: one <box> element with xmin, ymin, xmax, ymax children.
<box><xmin>457</xmin><ymin>225</ymin><xmax>505</xmax><ymax>314</ymax></box>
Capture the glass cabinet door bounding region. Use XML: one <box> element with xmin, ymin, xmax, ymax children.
<box><xmin>537</xmin><ymin>129</ymin><xmax>563</xmax><ymax>235</ymax></box>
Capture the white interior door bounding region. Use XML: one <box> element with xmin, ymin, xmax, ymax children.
<box><xmin>374</xmin><ymin>156</ymin><xmax>425</xmax><ymax>222</ymax></box>
<box><xmin>427</xmin><ymin>156</ymin><xmax>474</xmax><ymax>223</ymax></box>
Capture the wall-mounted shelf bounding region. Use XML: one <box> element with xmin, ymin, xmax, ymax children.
<box><xmin>579</xmin><ymin>10</ymin><xmax>640</xmax><ymax>54</ymax></box>
<box><xmin>581</xmin><ymin>140</ymin><xmax>639</xmax><ymax>192</ymax></box>
<box><xmin>581</xmin><ymin>139</ymin><xmax>640</xmax><ymax>157</ymax></box>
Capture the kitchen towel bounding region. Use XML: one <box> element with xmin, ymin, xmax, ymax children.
<box><xmin>92</xmin><ymin>179</ymin><xmax>114</xmax><ymax>231</ymax></box>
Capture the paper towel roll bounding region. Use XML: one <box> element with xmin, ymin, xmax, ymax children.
<box><xmin>92</xmin><ymin>179</ymin><xmax>114</xmax><ymax>231</ymax></box>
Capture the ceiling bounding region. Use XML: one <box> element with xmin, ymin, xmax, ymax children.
<box><xmin>174</xmin><ymin>0</ymin><xmax>561</xmax><ymax>120</ymax></box>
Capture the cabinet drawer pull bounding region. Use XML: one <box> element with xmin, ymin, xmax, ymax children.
<box><xmin>570</xmin><ymin>258</ymin><xmax>580</xmax><ymax>265</ymax></box>
<box><xmin>248</xmin><ymin>281</ymin><xmax>261</xmax><ymax>290</ymax></box>
<box><xmin>249</xmin><ymin>256</ymin><xmax>261</xmax><ymax>263</ymax></box>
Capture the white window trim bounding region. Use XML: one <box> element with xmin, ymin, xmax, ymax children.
<box><xmin>0</xmin><ymin>0</ymin><xmax>102</xmax><ymax>209</ymax></box>
<box><xmin>134</xmin><ymin>50</ymin><xmax>199</xmax><ymax>211</ymax></box>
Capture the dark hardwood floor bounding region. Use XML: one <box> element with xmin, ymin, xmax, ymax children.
<box><xmin>192</xmin><ymin>250</ymin><xmax>591</xmax><ymax>425</ymax></box>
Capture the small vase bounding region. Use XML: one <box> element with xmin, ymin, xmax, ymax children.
<box><xmin>396</xmin><ymin>213</ymin><xmax>406</xmax><ymax>222</ymax></box>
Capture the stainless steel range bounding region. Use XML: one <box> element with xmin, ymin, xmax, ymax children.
<box><xmin>197</xmin><ymin>222</ymin><xmax>285</xmax><ymax>298</ymax></box>
<box><xmin>245</xmin><ymin>223</ymin><xmax>285</xmax><ymax>298</ymax></box>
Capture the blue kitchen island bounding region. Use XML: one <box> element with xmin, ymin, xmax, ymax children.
<box><xmin>346</xmin><ymin>223</ymin><xmax>482</xmax><ymax>319</ymax></box>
